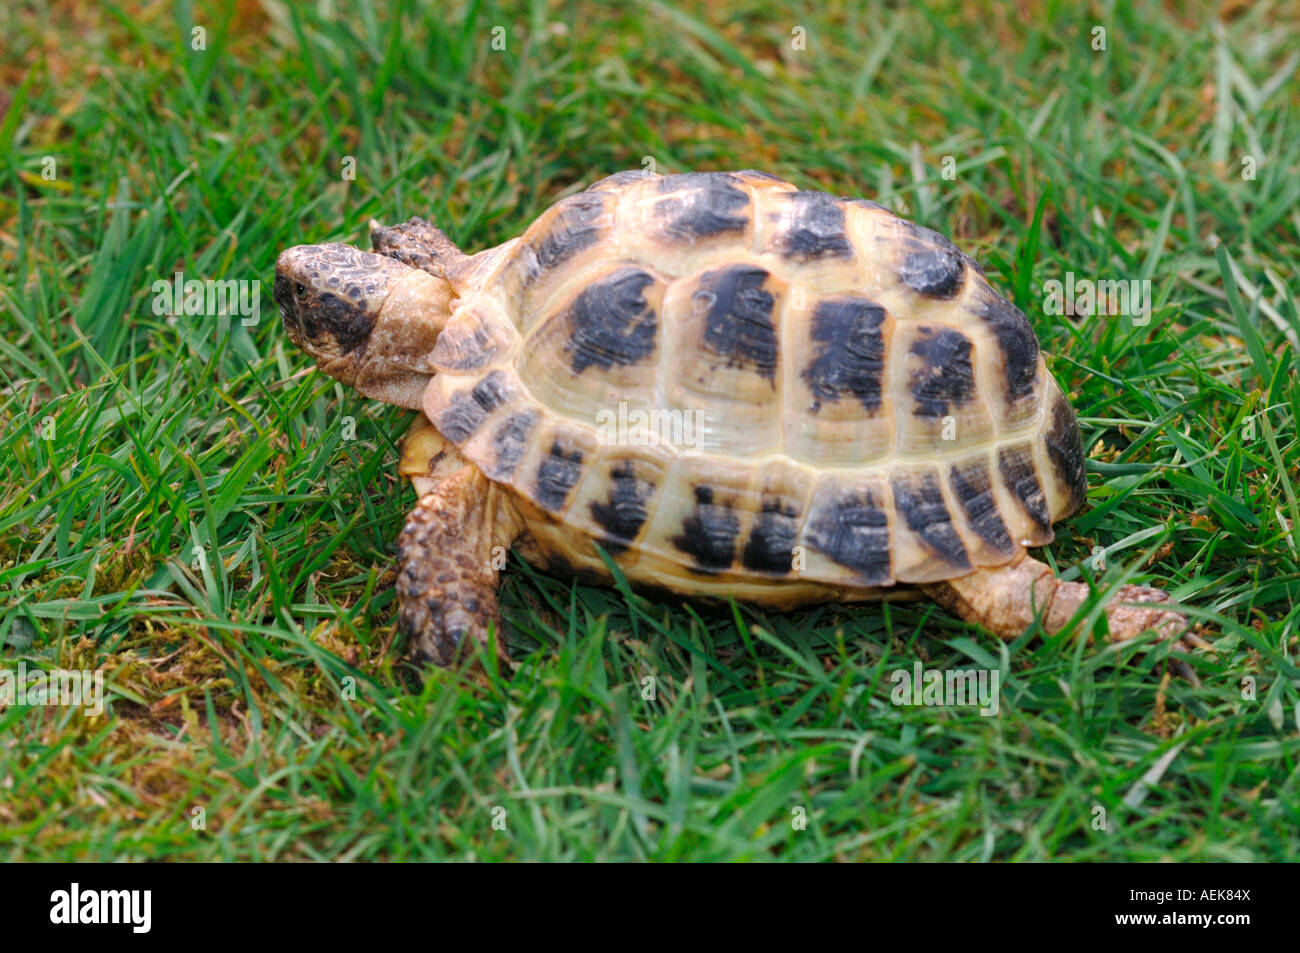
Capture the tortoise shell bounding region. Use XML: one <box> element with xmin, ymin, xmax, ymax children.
<box><xmin>422</xmin><ymin>170</ymin><xmax>1086</xmax><ymax>594</ymax></box>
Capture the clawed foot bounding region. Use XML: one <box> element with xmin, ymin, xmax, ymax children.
<box><xmin>370</xmin><ymin>217</ymin><xmax>464</xmax><ymax>278</ymax></box>
<box><xmin>397</xmin><ymin>563</ymin><xmax>506</xmax><ymax>667</ymax></box>
<box><xmin>1105</xmin><ymin>584</ymin><xmax>1210</xmax><ymax>655</ymax></box>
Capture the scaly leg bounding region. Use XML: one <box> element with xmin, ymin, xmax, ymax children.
<box><xmin>370</xmin><ymin>217</ymin><xmax>466</xmax><ymax>278</ymax></box>
<box><xmin>396</xmin><ymin>461</ymin><xmax>524</xmax><ymax>666</ymax></box>
<box><xmin>922</xmin><ymin>553</ymin><xmax>1209</xmax><ymax>651</ymax></box>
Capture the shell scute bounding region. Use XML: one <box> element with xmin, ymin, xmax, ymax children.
<box><xmin>533</xmin><ymin>190</ymin><xmax>609</xmax><ymax>272</ymax></box>
<box><xmin>890</xmin><ymin>466</ymin><xmax>973</xmax><ymax>580</ymax></box>
<box><xmin>652</xmin><ymin>172</ymin><xmax>752</xmax><ymax>241</ymax></box>
<box><xmin>562</xmin><ymin>266</ymin><xmax>659</xmax><ymax>373</ymax></box>
<box><xmin>946</xmin><ymin>453</ymin><xmax>1018</xmax><ymax>565</ymax></box>
<box><xmin>996</xmin><ymin>443</ymin><xmax>1053</xmax><ymax>545</ymax></box>
<box><xmin>766</xmin><ymin>190</ymin><xmax>854</xmax><ymax>263</ymax></box>
<box><xmin>896</xmin><ymin>222</ymin><xmax>967</xmax><ymax>299</ymax></box>
<box><xmin>893</xmin><ymin>322</ymin><xmax>996</xmax><ymax>458</ymax></box>
<box><xmin>740</xmin><ymin>459</ymin><xmax>815</xmax><ymax>576</ymax></box>
<box><xmin>588</xmin><ymin>458</ymin><xmax>657</xmax><ymax>554</ymax></box>
<box><xmin>966</xmin><ymin>279</ymin><xmax>1042</xmax><ymax>424</ymax></box>
<box><xmin>533</xmin><ymin>440</ymin><xmax>588</xmax><ymax>513</ymax></box>
<box><xmin>484</xmin><ymin>410</ymin><xmax>537</xmax><ymax>482</ymax></box>
<box><xmin>647</xmin><ymin>455</ymin><xmax>758</xmax><ymax>575</ymax></box>
<box><xmin>802</xmin><ymin>474</ymin><xmax>894</xmax><ymax>585</ymax></box>
<box><xmin>693</xmin><ymin>264</ymin><xmax>780</xmax><ymax>378</ymax></box>
<box><xmin>664</xmin><ymin>264</ymin><xmax>787</xmax><ymax>456</ymax></box>
<box><xmin>801</xmin><ymin>295</ymin><xmax>888</xmax><ymax>414</ymax></box>
<box><xmin>433</xmin><ymin>370</ymin><xmax>513</xmax><ymax>443</ymax></box>
<box><xmin>431</xmin><ymin>302</ymin><xmax>515</xmax><ymax>372</ymax></box>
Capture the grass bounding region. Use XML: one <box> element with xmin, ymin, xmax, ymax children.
<box><xmin>1</xmin><ymin>0</ymin><xmax>1298</xmax><ymax>861</ymax></box>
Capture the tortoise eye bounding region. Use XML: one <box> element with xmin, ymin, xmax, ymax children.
<box><xmin>294</xmin><ymin>283</ymin><xmax>306</xmax><ymax>296</ymax></box>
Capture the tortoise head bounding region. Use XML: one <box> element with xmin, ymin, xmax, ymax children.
<box><xmin>274</xmin><ymin>243</ymin><xmax>451</xmax><ymax>409</ymax></box>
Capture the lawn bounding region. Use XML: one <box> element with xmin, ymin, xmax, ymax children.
<box><xmin>1</xmin><ymin>0</ymin><xmax>1297</xmax><ymax>861</ymax></box>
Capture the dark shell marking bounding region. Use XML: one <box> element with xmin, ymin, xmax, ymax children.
<box><xmin>534</xmin><ymin>441</ymin><xmax>586</xmax><ymax>512</ymax></box>
<box><xmin>741</xmin><ymin>499</ymin><xmax>800</xmax><ymax>574</ymax></box>
<box><xmin>654</xmin><ymin>173</ymin><xmax>751</xmax><ymax>240</ymax></box>
<box><xmin>672</xmin><ymin>486</ymin><xmax>740</xmax><ymax>572</ymax></box>
<box><xmin>589</xmin><ymin>461</ymin><xmax>655</xmax><ymax>554</ymax></box>
<box><xmin>909</xmin><ymin>326</ymin><xmax>976</xmax><ymax>419</ymax></box>
<box><xmin>998</xmin><ymin>445</ymin><xmax>1051</xmax><ymax>533</ymax></box>
<box><xmin>948</xmin><ymin>458</ymin><xmax>1016</xmax><ymax>556</ymax></box>
<box><xmin>805</xmin><ymin>489</ymin><xmax>892</xmax><ymax>584</ymax></box>
<box><xmin>565</xmin><ymin>267</ymin><xmax>658</xmax><ymax>373</ymax></box>
<box><xmin>486</xmin><ymin>411</ymin><xmax>537</xmax><ymax>480</ymax></box>
<box><xmin>436</xmin><ymin>371</ymin><xmax>511</xmax><ymax>443</ymax></box>
<box><xmin>695</xmin><ymin>265</ymin><xmax>779</xmax><ymax>380</ymax></box>
<box><xmin>778</xmin><ymin>191</ymin><xmax>853</xmax><ymax>261</ymax></box>
<box><xmin>1044</xmin><ymin>392</ymin><xmax>1087</xmax><ymax>511</ymax></box>
<box><xmin>802</xmin><ymin>296</ymin><xmax>887</xmax><ymax>414</ymax></box>
<box><xmin>970</xmin><ymin>285</ymin><xmax>1041</xmax><ymax>406</ymax></box>
<box><xmin>532</xmin><ymin>192</ymin><xmax>607</xmax><ymax>272</ymax></box>
<box><xmin>897</xmin><ymin>223</ymin><xmax>965</xmax><ymax>299</ymax></box>
<box><xmin>891</xmin><ymin>471</ymin><xmax>971</xmax><ymax>571</ymax></box>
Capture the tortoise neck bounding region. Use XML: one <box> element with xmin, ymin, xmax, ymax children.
<box><xmin>345</xmin><ymin>268</ymin><xmax>448</xmax><ymax>409</ymax></box>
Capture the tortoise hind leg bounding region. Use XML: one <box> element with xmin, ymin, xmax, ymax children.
<box><xmin>396</xmin><ymin>463</ymin><xmax>524</xmax><ymax>666</ymax></box>
<box><xmin>922</xmin><ymin>553</ymin><xmax>1210</xmax><ymax>651</ymax></box>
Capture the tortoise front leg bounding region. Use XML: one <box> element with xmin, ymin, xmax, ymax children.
<box><xmin>396</xmin><ymin>464</ymin><xmax>524</xmax><ymax>666</ymax></box>
<box><xmin>923</xmin><ymin>553</ymin><xmax>1210</xmax><ymax>651</ymax></box>
<box><xmin>370</xmin><ymin>217</ymin><xmax>467</xmax><ymax>279</ymax></box>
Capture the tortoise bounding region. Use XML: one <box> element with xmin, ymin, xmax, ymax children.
<box><xmin>274</xmin><ymin>169</ymin><xmax>1203</xmax><ymax>666</ymax></box>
